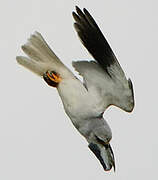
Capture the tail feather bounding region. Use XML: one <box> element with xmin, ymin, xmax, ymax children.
<box><xmin>16</xmin><ymin>56</ymin><xmax>47</xmax><ymax>76</ymax></box>
<box><xmin>21</xmin><ymin>32</ymin><xmax>61</xmax><ymax>63</ymax></box>
<box><xmin>29</xmin><ymin>32</ymin><xmax>60</xmax><ymax>61</ymax></box>
<box><xmin>88</xmin><ymin>143</ymin><xmax>115</xmax><ymax>171</ymax></box>
<box><xmin>16</xmin><ymin>32</ymin><xmax>72</xmax><ymax>79</ymax></box>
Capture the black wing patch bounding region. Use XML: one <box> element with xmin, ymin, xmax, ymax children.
<box><xmin>73</xmin><ymin>6</ymin><xmax>117</xmax><ymax>74</ymax></box>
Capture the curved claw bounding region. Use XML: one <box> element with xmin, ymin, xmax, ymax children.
<box><xmin>43</xmin><ymin>71</ymin><xmax>61</xmax><ymax>87</ymax></box>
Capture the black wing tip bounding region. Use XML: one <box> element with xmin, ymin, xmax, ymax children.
<box><xmin>88</xmin><ymin>143</ymin><xmax>108</xmax><ymax>171</ymax></box>
<box><xmin>74</xmin><ymin>6</ymin><xmax>89</xmax><ymax>19</ymax></box>
<box><xmin>74</xmin><ymin>6</ymin><xmax>89</xmax><ymax>13</ymax></box>
<box><xmin>72</xmin><ymin>11</ymin><xmax>76</xmax><ymax>16</ymax></box>
<box><xmin>75</xmin><ymin>6</ymin><xmax>80</xmax><ymax>11</ymax></box>
<box><xmin>88</xmin><ymin>143</ymin><xmax>115</xmax><ymax>172</ymax></box>
<box><xmin>72</xmin><ymin>11</ymin><xmax>79</xmax><ymax>21</ymax></box>
<box><xmin>108</xmin><ymin>144</ymin><xmax>116</xmax><ymax>172</ymax></box>
<box><xmin>75</xmin><ymin>6</ymin><xmax>83</xmax><ymax>16</ymax></box>
<box><xmin>83</xmin><ymin>8</ymin><xmax>87</xmax><ymax>12</ymax></box>
<box><xmin>73</xmin><ymin>5</ymin><xmax>116</xmax><ymax>73</ymax></box>
<box><xmin>128</xmin><ymin>78</ymin><xmax>134</xmax><ymax>98</ymax></box>
<box><xmin>72</xmin><ymin>6</ymin><xmax>80</xmax><ymax>18</ymax></box>
<box><xmin>83</xmin><ymin>8</ymin><xmax>90</xmax><ymax>16</ymax></box>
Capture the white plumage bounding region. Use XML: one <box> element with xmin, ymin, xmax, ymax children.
<box><xmin>16</xmin><ymin>7</ymin><xmax>134</xmax><ymax>171</ymax></box>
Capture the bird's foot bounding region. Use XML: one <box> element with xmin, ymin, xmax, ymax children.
<box><xmin>43</xmin><ymin>71</ymin><xmax>61</xmax><ymax>87</ymax></box>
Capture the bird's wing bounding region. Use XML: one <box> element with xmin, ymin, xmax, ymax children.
<box><xmin>72</xmin><ymin>6</ymin><xmax>125</xmax><ymax>77</ymax></box>
<box><xmin>72</xmin><ymin>60</ymin><xmax>119</xmax><ymax>111</ymax></box>
<box><xmin>72</xmin><ymin>60</ymin><xmax>113</xmax><ymax>99</ymax></box>
<box><xmin>72</xmin><ymin>7</ymin><xmax>134</xmax><ymax>112</ymax></box>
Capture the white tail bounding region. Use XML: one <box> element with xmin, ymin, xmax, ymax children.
<box><xmin>16</xmin><ymin>32</ymin><xmax>73</xmax><ymax>79</ymax></box>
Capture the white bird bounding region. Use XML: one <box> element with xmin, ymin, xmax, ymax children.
<box><xmin>16</xmin><ymin>6</ymin><xmax>134</xmax><ymax>171</ymax></box>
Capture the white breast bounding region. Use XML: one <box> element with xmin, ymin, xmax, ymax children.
<box><xmin>57</xmin><ymin>78</ymin><xmax>104</xmax><ymax>123</ymax></box>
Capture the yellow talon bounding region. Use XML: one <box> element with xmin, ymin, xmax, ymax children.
<box><xmin>47</xmin><ymin>71</ymin><xmax>61</xmax><ymax>83</ymax></box>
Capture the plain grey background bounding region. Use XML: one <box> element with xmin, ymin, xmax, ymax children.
<box><xmin>0</xmin><ymin>0</ymin><xmax>157</xmax><ymax>179</ymax></box>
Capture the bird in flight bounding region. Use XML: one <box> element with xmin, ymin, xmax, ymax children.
<box><xmin>16</xmin><ymin>6</ymin><xmax>134</xmax><ymax>171</ymax></box>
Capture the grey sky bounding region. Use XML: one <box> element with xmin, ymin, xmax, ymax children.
<box><xmin>0</xmin><ymin>0</ymin><xmax>157</xmax><ymax>179</ymax></box>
